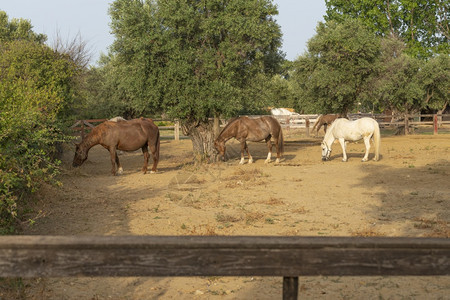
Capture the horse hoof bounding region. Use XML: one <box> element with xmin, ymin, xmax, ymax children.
<box><xmin>264</xmin><ymin>160</ymin><xmax>270</xmax><ymax>164</ymax></box>
<box><xmin>117</xmin><ymin>167</ymin><xmax>123</xmax><ymax>175</ymax></box>
<box><xmin>275</xmin><ymin>159</ymin><xmax>280</xmax><ymax>163</ymax></box>
<box><xmin>342</xmin><ymin>159</ymin><xmax>347</xmax><ymax>162</ymax></box>
<box><xmin>150</xmin><ymin>170</ymin><xmax>156</xmax><ymax>174</ymax></box>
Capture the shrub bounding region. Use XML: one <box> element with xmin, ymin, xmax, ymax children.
<box><xmin>0</xmin><ymin>40</ymin><xmax>76</xmax><ymax>233</ymax></box>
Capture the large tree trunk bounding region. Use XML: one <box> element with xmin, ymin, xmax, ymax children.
<box><xmin>213</xmin><ymin>113</ymin><xmax>221</xmax><ymax>139</ymax></box>
<box><xmin>182</xmin><ymin>120</ymin><xmax>218</xmax><ymax>162</ymax></box>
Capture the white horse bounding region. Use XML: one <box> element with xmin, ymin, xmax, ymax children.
<box><xmin>109</xmin><ymin>116</ymin><xmax>126</xmax><ymax>122</ymax></box>
<box><xmin>321</xmin><ymin>117</ymin><xmax>380</xmax><ymax>162</ymax></box>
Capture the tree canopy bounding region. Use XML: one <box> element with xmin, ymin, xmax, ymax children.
<box><xmin>325</xmin><ymin>0</ymin><xmax>449</xmax><ymax>57</ymax></box>
<box><xmin>291</xmin><ymin>19</ymin><xmax>381</xmax><ymax>114</ymax></box>
<box><xmin>105</xmin><ymin>0</ymin><xmax>284</xmax><ymax>158</ymax></box>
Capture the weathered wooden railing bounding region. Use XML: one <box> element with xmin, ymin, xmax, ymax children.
<box><xmin>1</xmin><ymin>236</ymin><xmax>449</xmax><ymax>299</ymax></box>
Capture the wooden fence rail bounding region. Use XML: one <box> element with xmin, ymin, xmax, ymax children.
<box><xmin>0</xmin><ymin>236</ymin><xmax>449</xmax><ymax>299</ymax></box>
<box><xmin>70</xmin><ymin>114</ymin><xmax>449</xmax><ymax>140</ymax></box>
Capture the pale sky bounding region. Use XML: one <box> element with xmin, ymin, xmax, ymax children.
<box><xmin>1</xmin><ymin>0</ymin><xmax>326</xmax><ymax>63</ymax></box>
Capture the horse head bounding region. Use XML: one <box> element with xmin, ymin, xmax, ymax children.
<box><xmin>72</xmin><ymin>143</ymin><xmax>88</xmax><ymax>167</ymax></box>
<box><xmin>214</xmin><ymin>139</ymin><xmax>226</xmax><ymax>161</ymax></box>
<box><xmin>321</xmin><ymin>141</ymin><xmax>331</xmax><ymax>161</ymax></box>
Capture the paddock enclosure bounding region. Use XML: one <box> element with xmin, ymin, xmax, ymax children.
<box><xmin>10</xmin><ymin>130</ymin><xmax>450</xmax><ymax>299</ymax></box>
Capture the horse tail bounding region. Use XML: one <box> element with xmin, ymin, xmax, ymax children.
<box><xmin>373</xmin><ymin>120</ymin><xmax>381</xmax><ymax>161</ymax></box>
<box><xmin>155</xmin><ymin>128</ymin><xmax>161</xmax><ymax>162</ymax></box>
<box><xmin>278</xmin><ymin>124</ymin><xmax>284</xmax><ymax>155</ymax></box>
<box><xmin>312</xmin><ymin>114</ymin><xmax>322</xmax><ymax>131</ymax></box>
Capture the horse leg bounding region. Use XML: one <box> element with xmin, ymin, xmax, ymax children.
<box><xmin>245</xmin><ymin>141</ymin><xmax>253</xmax><ymax>164</ymax></box>
<box><xmin>338</xmin><ymin>138</ymin><xmax>348</xmax><ymax>162</ymax></box>
<box><xmin>264</xmin><ymin>136</ymin><xmax>272</xmax><ymax>163</ymax></box>
<box><xmin>274</xmin><ymin>137</ymin><xmax>281</xmax><ymax>163</ymax></box>
<box><xmin>109</xmin><ymin>148</ymin><xmax>118</xmax><ymax>175</ymax></box>
<box><xmin>239</xmin><ymin>140</ymin><xmax>246</xmax><ymax>164</ymax></box>
<box><xmin>148</xmin><ymin>142</ymin><xmax>158</xmax><ymax>173</ymax></box>
<box><xmin>323</xmin><ymin>123</ymin><xmax>328</xmax><ymax>133</ymax></box>
<box><xmin>315</xmin><ymin>124</ymin><xmax>322</xmax><ymax>136</ymax></box>
<box><xmin>115</xmin><ymin>151</ymin><xmax>123</xmax><ymax>175</ymax></box>
<box><xmin>362</xmin><ymin>136</ymin><xmax>371</xmax><ymax>162</ymax></box>
<box><xmin>141</xmin><ymin>146</ymin><xmax>149</xmax><ymax>174</ymax></box>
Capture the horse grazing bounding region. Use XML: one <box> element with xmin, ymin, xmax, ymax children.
<box><xmin>73</xmin><ymin>117</ymin><xmax>160</xmax><ymax>175</ymax></box>
<box><xmin>321</xmin><ymin>117</ymin><xmax>380</xmax><ymax>162</ymax></box>
<box><xmin>214</xmin><ymin>116</ymin><xmax>284</xmax><ymax>164</ymax></box>
<box><xmin>312</xmin><ymin>114</ymin><xmax>341</xmax><ymax>136</ymax></box>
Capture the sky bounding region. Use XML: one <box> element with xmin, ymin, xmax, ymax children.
<box><xmin>1</xmin><ymin>0</ymin><xmax>326</xmax><ymax>64</ymax></box>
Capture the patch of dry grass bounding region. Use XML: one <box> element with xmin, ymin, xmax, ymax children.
<box><xmin>215</xmin><ymin>212</ymin><xmax>242</xmax><ymax>223</ymax></box>
<box><xmin>245</xmin><ymin>211</ymin><xmax>265</xmax><ymax>225</ymax></box>
<box><xmin>351</xmin><ymin>227</ymin><xmax>384</xmax><ymax>237</ymax></box>
<box><xmin>414</xmin><ymin>217</ymin><xmax>449</xmax><ymax>237</ymax></box>
<box><xmin>261</xmin><ymin>197</ymin><xmax>285</xmax><ymax>206</ymax></box>
<box><xmin>188</xmin><ymin>224</ymin><xmax>218</xmax><ymax>235</ymax></box>
<box><xmin>292</xmin><ymin>206</ymin><xmax>309</xmax><ymax>214</ymax></box>
<box><xmin>223</xmin><ymin>168</ymin><xmax>269</xmax><ymax>188</ymax></box>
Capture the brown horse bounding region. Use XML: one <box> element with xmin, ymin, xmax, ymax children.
<box><xmin>312</xmin><ymin>114</ymin><xmax>341</xmax><ymax>136</ymax></box>
<box><xmin>72</xmin><ymin>117</ymin><xmax>160</xmax><ymax>175</ymax></box>
<box><xmin>214</xmin><ymin>116</ymin><xmax>284</xmax><ymax>164</ymax></box>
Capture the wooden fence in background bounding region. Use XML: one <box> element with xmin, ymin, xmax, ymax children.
<box><xmin>0</xmin><ymin>236</ymin><xmax>449</xmax><ymax>299</ymax></box>
<box><xmin>272</xmin><ymin>113</ymin><xmax>450</xmax><ymax>135</ymax></box>
<box><xmin>70</xmin><ymin>114</ymin><xmax>449</xmax><ymax>140</ymax></box>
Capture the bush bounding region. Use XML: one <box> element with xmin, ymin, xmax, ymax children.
<box><xmin>0</xmin><ymin>40</ymin><xmax>76</xmax><ymax>233</ymax></box>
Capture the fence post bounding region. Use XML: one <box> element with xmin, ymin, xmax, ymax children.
<box><xmin>174</xmin><ymin>120</ymin><xmax>180</xmax><ymax>141</ymax></box>
<box><xmin>433</xmin><ymin>114</ymin><xmax>438</xmax><ymax>135</ymax></box>
<box><xmin>305</xmin><ymin>118</ymin><xmax>310</xmax><ymax>137</ymax></box>
<box><xmin>283</xmin><ymin>277</ymin><xmax>298</xmax><ymax>300</ymax></box>
<box><xmin>81</xmin><ymin>120</ymin><xmax>85</xmax><ymax>140</ymax></box>
<box><xmin>404</xmin><ymin>114</ymin><xmax>409</xmax><ymax>135</ymax></box>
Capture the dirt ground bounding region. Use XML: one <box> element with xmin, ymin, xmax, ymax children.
<box><xmin>12</xmin><ymin>130</ymin><xmax>450</xmax><ymax>299</ymax></box>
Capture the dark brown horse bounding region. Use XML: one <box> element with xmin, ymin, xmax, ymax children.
<box><xmin>73</xmin><ymin>117</ymin><xmax>160</xmax><ymax>175</ymax></box>
<box><xmin>214</xmin><ymin>116</ymin><xmax>284</xmax><ymax>164</ymax></box>
<box><xmin>312</xmin><ymin>114</ymin><xmax>342</xmax><ymax>136</ymax></box>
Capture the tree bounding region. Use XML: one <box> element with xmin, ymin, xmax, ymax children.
<box><xmin>0</xmin><ymin>11</ymin><xmax>46</xmax><ymax>43</ymax></box>
<box><xmin>370</xmin><ymin>36</ymin><xmax>423</xmax><ymax>115</ymax></box>
<box><xmin>419</xmin><ymin>54</ymin><xmax>449</xmax><ymax>114</ymax></box>
<box><xmin>107</xmin><ymin>0</ymin><xmax>284</xmax><ymax>160</ymax></box>
<box><xmin>361</xmin><ymin>35</ymin><xmax>448</xmax><ymax>122</ymax></box>
<box><xmin>325</xmin><ymin>0</ymin><xmax>449</xmax><ymax>57</ymax></box>
<box><xmin>291</xmin><ymin>19</ymin><xmax>381</xmax><ymax>115</ymax></box>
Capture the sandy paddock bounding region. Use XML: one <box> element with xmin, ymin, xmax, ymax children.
<box><xmin>15</xmin><ymin>130</ymin><xmax>450</xmax><ymax>299</ymax></box>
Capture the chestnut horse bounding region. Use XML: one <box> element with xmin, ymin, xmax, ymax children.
<box><xmin>214</xmin><ymin>116</ymin><xmax>284</xmax><ymax>164</ymax></box>
<box><xmin>73</xmin><ymin>117</ymin><xmax>160</xmax><ymax>175</ymax></box>
<box><xmin>312</xmin><ymin>114</ymin><xmax>341</xmax><ymax>136</ymax></box>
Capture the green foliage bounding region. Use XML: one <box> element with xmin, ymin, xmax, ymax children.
<box><xmin>419</xmin><ymin>54</ymin><xmax>450</xmax><ymax>111</ymax></box>
<box><xmin>325</xmin><ymin>0</ymin><xmax>449</xmax><ymax>58</ymax></box>
<box><xmin>363</xmin><ymin>35</ymin><xmax>424</xmax><ymax>114</ymax></box>
<box><xmin>0</xmin><ymin>11</ymin><xmax>47</xmax><ymax>43</ymax></box>
<box><xmin>0</xmin><ymin>39</ymin><xmax>77</xmax><ymax>233</ymax></box>
<box><xmin>291</xmin><ymin>19</ymin><xmax>381</xmax><ymax>114</ymax></box>
<box><xmin>103</xmin><ymin>0</ymin><xmax>284</xmax><ymax>122</ymax></box>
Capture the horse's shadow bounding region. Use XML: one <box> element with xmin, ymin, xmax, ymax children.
<box><xmin>327</xmin><ymin>153</ymin><xmax>383</xmax><ymax>162</ymax></box>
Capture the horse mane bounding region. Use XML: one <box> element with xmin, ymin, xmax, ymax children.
<box><xmin>219</xmin><ymin>117</ymin><xmax>241</xmax><ymax>136</ymax></box>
